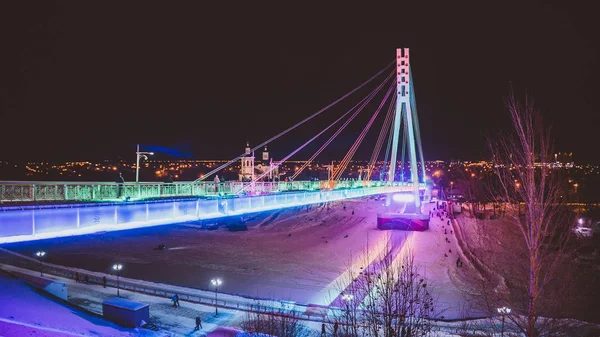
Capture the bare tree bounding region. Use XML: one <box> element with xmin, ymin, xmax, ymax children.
<box><xmin>240</xmin><ymin>310</ymin><xmax>312</xmax><ymax>337</ymax></box>
<box><xmin>482</xmin><ymin>92</ymin><xmax>574</xmax><ymax>336</ymax></box>
<box><xmin>331</xmin><ymin>240</ymin><xmax>440</xmax><ymax>337</ymax></box>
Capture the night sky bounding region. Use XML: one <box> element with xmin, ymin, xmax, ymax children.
<box><xmin>1</xmin><ymin>1</ymin><xmax>598</xmax><ymax>163</ymax></box>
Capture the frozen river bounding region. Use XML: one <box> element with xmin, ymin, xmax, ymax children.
<box><xmin>2</xmin><ymin>197</ymin><xmax>471</xmax><ymax>318</ymax></box>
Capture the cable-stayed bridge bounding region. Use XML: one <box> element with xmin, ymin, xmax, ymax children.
<box><xmin>0</xmin><ymin>48</ymin><xmax>430</xmax><ymax>243</ymax></box>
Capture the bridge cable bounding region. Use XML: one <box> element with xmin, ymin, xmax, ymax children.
<box><xmin>194</xmin><ymin>60</ymin><xmax>395</xmax><ymax>182</ymax></box>
<box><xmin>380</xmin><ymin>114</ymin><xmax>395</xmax><ymax>181</ymax></box>
<box><xmin>236</xmin><ymin>70</ymin><xmax>396</xmax><ymax>194</ymax></box>
<box><xmin>289</xmin><ymin>83</ymin><xmax>382</xmax><ymax>181</ymax></box>
<box><xmin>289</xmin><ymin>73</ymin><xmax>394</xmax><ymax>181</ymax></box>
<box><xmin>331</xmin><ymin>82</ymin><xmax>394</xmax><ymax>182</ymax></box>
<box><xmin>365</xmin><ymin>95</ymin><xmax>396</xmax><ymax>181</ymax></box>
<box><xmin>409</xmin><ymin>67</ymin><xmax>426</xmax><ymax>181</ymax></box>
<box><xmin>331</xmin><ymin>81</ymin><xmax>395</xmax><ymax>182</ymax></box>
<box><xmin>400</xmin><ymin>117</ymin><xmax>408</xmax><ymax>181</ymax></box>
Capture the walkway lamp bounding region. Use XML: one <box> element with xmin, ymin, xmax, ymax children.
<box><xmin>342</xmin><ymin>293</ymin><xmax>354</xmax><ymax>335</ymax></box>
<box><xmin>497</xmin><ymin>306</ymin><xmax>511</xmax><ymax>337</ymax></box>
<box><xmin>211</xmin><ymin>278</ymin><xmax>222</xmax><ymax>316</ymax></box>
<box><xmin>113</xmin><ymin>264</ymin><xmax>123</xmax><ymax>297</ymax></box>
<box><xmin>35</xmin><ymin>251</ymin><xmax>46</xmax><ymax>277</ymax></box>
<box><xmin>136</xmin><ymin>144</ymin><xmax>154</xmax><ymax>183</ymax></box>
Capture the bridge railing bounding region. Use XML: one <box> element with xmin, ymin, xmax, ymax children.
<box><xmin>0</xmin><ymin>180</ymin><xmax>398</xmax><ymax>203</ymax></box>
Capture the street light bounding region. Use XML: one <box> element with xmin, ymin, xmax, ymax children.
<box><xmin>342</xmin><ymin>293</ymin><xmax>354</xmax><ymax>336</ymax></box>
<box><xmin>497</xmin><ymin>306</ymin><xmax>511</xmax><ymax>337</ymax></box>
<box><xmin>35</xmin><ymin>251</ymin><xmax>46</xmax><ymax>277</ymax></box>
<box><xmin>211</xmin><ymin>278</ymin><xmax>222</xmax><ymax>316</ymax></box>
<box><xmin>136</xmin><ymin>144</ymin><xmax>154</xmax><ymax>183</ymax></box>
<box><xmin>112</xmin><ymin>264</ymin><xmax>123</xmax><ymax>297</ymax></box>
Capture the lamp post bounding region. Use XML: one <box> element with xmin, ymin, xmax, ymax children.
<box><xmin>342</xmin><ymin>293</ymin><xmax>354</xmax><ymax>336</ymax></box>
<box><xmin>497</xmin><ymin>306</ymin><xmax>511</xmax><ymax>337</ymax></box>
<box><xmin>136</xmin><ymin>144</ymin><xmax>154</xmax><ymax>183</ymax></box>
<box><xmin>35</xmin><ymin>251</ymin><xmax>46</xmax><ymax>277</ymax></box>
<box><xmin>211</xmin><ymin>278</ymin><xmax>222</xmax><ymax>316</ymax></box>
<box><xmin>113</xmin><ymin>264</ymin><xmax>123</xmax><ymax>297</ymax></box>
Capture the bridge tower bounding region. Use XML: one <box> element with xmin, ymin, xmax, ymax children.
<box><xmin>388</xmin><ymin>48</ymin><xmax>425</xmax><ymax>208</ymax></box>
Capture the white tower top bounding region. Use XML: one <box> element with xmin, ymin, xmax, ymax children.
<box><xmin>245</xmin><ymin>142</ymin><xmax>251</xmax><ymax>155</ymax></box>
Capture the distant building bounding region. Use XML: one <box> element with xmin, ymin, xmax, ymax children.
<box><xmin>239</xmin><ymin>143</ymin><xmax>280</xmax><ymax>181</ymax></box>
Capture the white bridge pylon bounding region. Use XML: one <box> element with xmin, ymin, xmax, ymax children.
<box><xmin>388</xmin><ymin>48</ymin><xmax>426</xmax><ymax>208</ymax></box>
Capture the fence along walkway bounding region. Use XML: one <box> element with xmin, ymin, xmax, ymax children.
<box><xmin>0</xmin><ymin>180</ymin><xmax>396</xmax><ymax>203</ymax></box>
<box><xmin>0</xmin><ymin>247</ymin><xmax>531</xmax><ymax>337</ymax></box>
<box><xmin>0</xmin><ymin>247</ymin><xmax>332</xmax><ymax>320</ymax></box>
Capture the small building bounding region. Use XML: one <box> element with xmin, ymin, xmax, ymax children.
<box><xmin>102</xmin><ymin>297</ymin><xmax>149</xmax><ymax>328</ymax></box>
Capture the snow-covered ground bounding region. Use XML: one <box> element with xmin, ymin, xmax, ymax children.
<box><xmin>0</xmin><ymin>270</ymin><xmax>162</xmax><ymax>337</ymax></box>
<box><xmin>2</xmin><ymin>198</ymin><xmax>599</xmax><ymax>336</ymax></box>
<box><xmin>453</xmin><ymin>206</ymin><xmax>600</xmax><ymax>324</ymax></box>
<box><xmin>1</xmin><ymin>198</ymin><xmax>472</xmax><ymax>319</ymax></box>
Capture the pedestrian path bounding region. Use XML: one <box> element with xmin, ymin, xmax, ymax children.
<box><xmin>0</xmin><ymin>264</ymin><xmax>244</xmax><ymax>336</ymax></box>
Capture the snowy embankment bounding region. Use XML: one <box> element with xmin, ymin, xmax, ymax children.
<box><xmin>2</xmin><ymin>199</ymin><xmax>599</xmax><ymax>336</ymax></box>
<box><xmin>0</xmin><ymin>269</ymin><xmax>161</xmax><ymax>337</ymax></box>
<box><xmin>450</xmin><ymin>203</ymin><xmax>507</xmax><ymax>293</ymax></box>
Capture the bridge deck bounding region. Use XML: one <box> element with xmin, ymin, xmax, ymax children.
<box><xmin>0</xmin><ymin>184</ymin><xmax>424</xmax><ymax>243</ymax></box>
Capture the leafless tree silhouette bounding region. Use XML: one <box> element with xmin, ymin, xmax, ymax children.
<box><xmin>330</xmin><ymin>242</ymin><xmax>440</xmax><ymax>337</ymax></box>
<box><xmin>473</xmin><ymin>91</ymin><xmax>575</xmax><ymax>337</ymax></box>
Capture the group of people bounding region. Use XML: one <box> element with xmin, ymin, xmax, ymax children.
<box><xmin>74</xmin><ymin>273</ymin><xmax>108</xmax><ymax>288</ymax></box>
<box><xmin>433</xmin><ymin>202</ymin><xmax>464</xmax><ymax>269</ymax></box>
<box><xmin>74</xmin><ymin>272</ymin><xmax>89</xmax><ymax>284</ymax></box>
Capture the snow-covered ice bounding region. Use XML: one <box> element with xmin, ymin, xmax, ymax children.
<box><xmin>1</xmin><ymin>198</ymin><xmax>475</xmax><ymax>319</ymax></box>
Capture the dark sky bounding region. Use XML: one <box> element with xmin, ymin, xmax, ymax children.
<box><xmin>1</xmin><ymin>1</ymin><xmax>598</xmax><ymax>163</ymax></box>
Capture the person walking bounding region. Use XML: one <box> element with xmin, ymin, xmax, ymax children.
<box><xmin>75</xmin><ymin>272</ymin><xmax>80</xmax><ymax>283</ymax></box>
<box><xmin>172</xmin><ymin>294</ymin><xmax>179</xmax><ymax>308</ymax></box>
<box><xmin>195</xmin><ymin>316</ymin><xmax>202</xmax><ymax>330</ymax></box>
<box><xmin>333</xmin><ymin>321</ymin><xmax>339</xmax><ymax>336</ymax></box>
<box><xmin>321</xmin><ymin>323</ymin><xmax>326</xmax><ymax>336</ymax></box>
<box><xmin>103</xmin><ymin>276</ymin><xmax>107</xmax><ymax>288</ymax></box>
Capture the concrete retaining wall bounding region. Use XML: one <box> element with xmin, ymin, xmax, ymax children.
<box><xmin>10</xmin><ymin>270</ymin><xmax>68</xmax><ymax>301</ymax></box>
